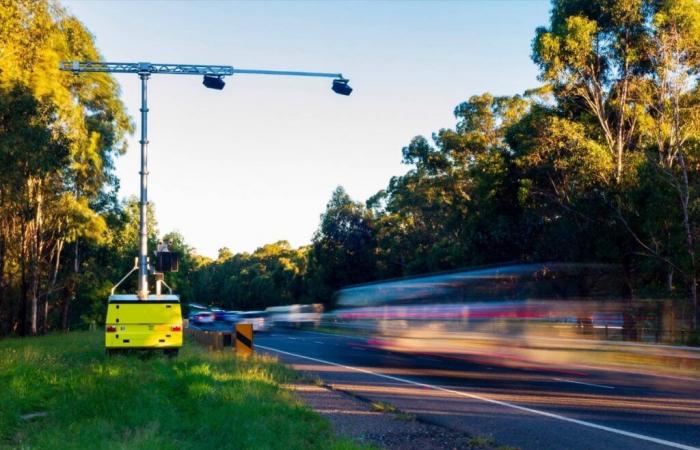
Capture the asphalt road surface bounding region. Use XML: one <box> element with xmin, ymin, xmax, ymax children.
<box><xmin>256</xmin><ymin>329</ymin><xmax>700</xmax><ymax>450</ymax></box>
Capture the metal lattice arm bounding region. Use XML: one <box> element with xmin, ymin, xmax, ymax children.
<box><xmin>59</xmin><ymin>61</ymin><xmax>234</xmax><ymax>76</ymax></box>
<box><xmin>59</xmin><ymin>59</ymin><xmax>350</xmax><ymax>298</ymax></box>
<box><xmin>59</xmin><ymin>61</ymin><xmax>345</xmax><ymax>80</ymax></box>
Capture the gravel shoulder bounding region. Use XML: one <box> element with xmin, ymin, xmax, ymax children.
<box><xmin>284</xmin><ymin>381</ymin><xmax>514</xmax><ymax>450</ymax></box>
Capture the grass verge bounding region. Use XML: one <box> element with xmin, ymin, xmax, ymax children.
<box><xmin>0</xmin><ymin>331</ymin><xmax>361</xmax><ymax>450</ymax></box>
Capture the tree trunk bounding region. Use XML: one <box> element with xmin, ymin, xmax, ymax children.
<box><xmin>20</xmin><ymin>217</ymin><xmax>28</xmax><ymax>336</ymax></box>
<box><xmin>0</xmin><ymin>198</ymin><xmax>5</xmax><ymax>336</ymax></box>
<box><xmin>677</xmin><ymin>154</ymin><xmax>697</xmax><ymax>332</ymax></box>
<box><xmin>29</xmin><ymin>182</ymin><xmax>43</xmax><ymax>336</ymax></box>
<box><xmin>616</xmin><ymin>140</ymin><xmax>623</xmax><ymax>184</ymax></box>
<box><xmin>43</xmin><ymin>299</ymin><xmax>49</xmax><ymax>333</ymax></box>
<box><xmin>61</xmin><ymin>241</ymin><xmax>79</xmax><ymax>333</ymax></box>
<box><xmin>42</xmin><ymin>239</ymin><xmax>64</xmax><ymax>333</ymax></box>
<box><xmin>61</xmin><ymin>277</ymin><xmax>75</xmax><ymax>332</ymax></box>
<box><xmin>692</xmin><ymin>281</ymin><xmax>698</xmax><ymax>335</ymax></box>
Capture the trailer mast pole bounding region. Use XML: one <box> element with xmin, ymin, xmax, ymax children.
<box><xmin>60</xmin><ymin>61</ymin><xmax>351</xmax><ymax>299</ymax></box>
<box><xmin>137</xmin><ymin>71</ymin><xmax>150</xmax><ymax>298</ymax></box>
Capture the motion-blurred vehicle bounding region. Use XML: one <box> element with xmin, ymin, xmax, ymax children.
<box><xmin>331</xmin><ymin>263</ymin><xmax>641</xmax><ymax>369</ymax></box>
<box><xmin>266</xmin><ymin>304</ymin><xmax>323</xmax><ymax>328</ymax></box>
<box><xmin>237</xmin><ymin>311</ymin><xmax>269</xmax><ymax>332</ymax></box>
<box><xmin>190</xmin><ymin>311</ymin><xmax>215</xmax><ymax>324</ymax></box>
<box><xmin>221</xmin><ymin>311</ymin><xmax>241</xmax><ymax>323</ymax></box>
<box><xmin>212</xmin><ymin>308</ymin><xmax>227</xmax><ymax>321</ymax></box>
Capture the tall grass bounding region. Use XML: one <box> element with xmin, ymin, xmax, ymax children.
<box><xmin>0</xmin><ymin>332</ymin><xmax>359</xmax><ymax>449</ymax></box>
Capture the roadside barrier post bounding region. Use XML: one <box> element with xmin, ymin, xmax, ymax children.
<box><xmin>235</xmin><ymin>323</ymin><xmax>254</xmax><ymax>357</ymax></box>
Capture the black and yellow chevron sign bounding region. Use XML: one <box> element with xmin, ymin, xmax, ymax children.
<box><xmin>235</xmin><ymin>323</ymin><xmax>254</xmax><ymax>357</ymax></box>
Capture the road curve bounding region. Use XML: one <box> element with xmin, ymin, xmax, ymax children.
<box><xmin>257</xmin><ymin>329</ymin><xmax>700</xmax><ymax>450</ymax></box>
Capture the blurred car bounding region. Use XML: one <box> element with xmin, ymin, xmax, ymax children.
<box><xmin>222</xmin><ymin>311</ymin><xmax>242</xmax><ymax>323</ymax></box>
<box><xmin>266</xmin><ymin>304</ymin><xmax>322</xmax><ymax>328</ymax></box>
<box><xmin>237</xmin><ymin>311</ymin><xmax>269</xmax><ymax>332</ymax></box>
<box><xmin>212</xmin><ymin>308</ymin><xmax>229</xmax><ymax>321</ymax></box>
<box><xmin>190</xmin><ymin>311</ymin><xmax>215</xmax><ymax>324</ymax></box>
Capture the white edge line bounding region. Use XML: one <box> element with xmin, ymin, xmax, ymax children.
<box><xmin>553</xmin><ymin>378</ymin><xmax>616</xmax><ymax>390</ymax></box>
<box><xmin>258</xmin><ymin>344</ymin><xmax>699</xmax><ymax>450</ymax></box>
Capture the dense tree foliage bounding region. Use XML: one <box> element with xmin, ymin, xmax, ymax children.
<box><xmin>191</xmin><ymin>241</ymin><xmax>307</xmax><ymax>311</ymax></box>
<box><xmin>2</xmin><ymin>0</ymin><xmax>700</xmax><ymax>340</ymax></box>
<box><xmin>0</xmin><ymin>0</ymin><xmax>131</xmax><ymax>335</ymax></box>
<box><xmin>281</xmin><ymin>0</ymin><xmax>700</xmax><ymax>335</ymax></box>
<box><xmin>307</xmin><ymin>187</ymin><xmax>377</xmax><ymax>301</ymax></box>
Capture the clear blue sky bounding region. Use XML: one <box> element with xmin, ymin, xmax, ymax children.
<box><xmin>62</xmin><ymin>0</ymin><xmax>551</xmax><ymax>258</ymax></box>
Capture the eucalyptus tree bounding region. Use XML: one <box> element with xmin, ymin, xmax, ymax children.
<box><xmin>369</xmin><ymin>94</ymin><xmax>531</xmax><ymax>276</ymax></box>
<box><xmin>532</xmin><ymin>0</ymin><xmax>700</xmax><ymax>330</ymax></box>
<box><xmin>0</xmin><ymin>0</ymin><xmax>131</xmax><ymax>334</ymax></box>
<box><xmin>308</xmin><ymin>187</ymin><xmax>377</xmax><ymax>303</ymax></box>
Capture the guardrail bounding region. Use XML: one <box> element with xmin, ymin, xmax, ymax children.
<box><xmin>186</xmin><ymin>328</ymin><xmax>231</xmax><ymax>350</ymax></box>
<box><xmin>186</xmin><ymin>323</ymin><xmax>254</xmax><ymax>356</ymax></box>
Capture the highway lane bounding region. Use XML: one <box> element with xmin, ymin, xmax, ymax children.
<box><xmin>256</xmin><ymin>330</ymin><xmax>700</xmax><ymax>450</ymax></box>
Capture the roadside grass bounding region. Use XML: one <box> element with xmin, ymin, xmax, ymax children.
<box><xmin>369</xmin><ymin>401</ymin><xmax>396</xmax><ymax>414</ymax></box>
<box><xmin>0</xmin><ymin>331</ymin><xmax>363</xmax><ymax>450</ymax></box>
<box><xmin>468</xmin><ymin>435</ymin><xmax>496</xmax><ymax>449</ymax></box>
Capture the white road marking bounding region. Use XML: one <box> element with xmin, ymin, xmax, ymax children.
<box><xmin>553</xmin><ymin>378</ymin><xmax>615</xmax><ymax>390</ymax></box>
<box><xmin>258</xmin><ymin>344</ymin><xmax>699</xmax><ymax>450</ymax></box>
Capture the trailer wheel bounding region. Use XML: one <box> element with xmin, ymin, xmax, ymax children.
<box><xmin>164</xmin><ymin>349</ymin><xmax>179</xmax><ymax>358</ymax></box>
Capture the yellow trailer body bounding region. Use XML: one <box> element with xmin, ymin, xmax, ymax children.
<box><xmin>105</xmin><ymin>294</ymin><xmax>183</xmax><ymax>351</ymax></box>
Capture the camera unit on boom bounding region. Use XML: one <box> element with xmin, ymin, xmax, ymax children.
<box><xmin>59</xmin><ymin>60</ymin><xmax>351</xmax><ymax>356</ymax></box>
